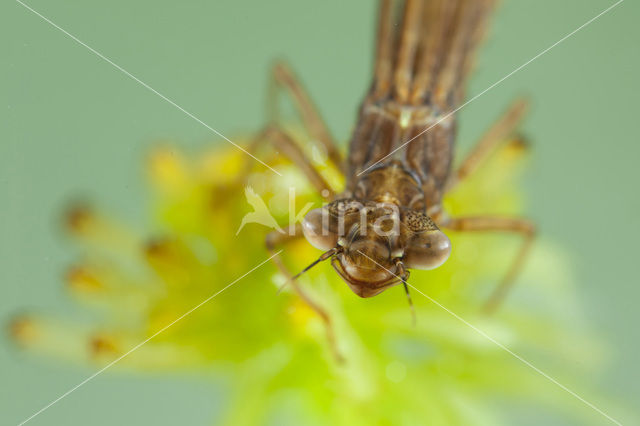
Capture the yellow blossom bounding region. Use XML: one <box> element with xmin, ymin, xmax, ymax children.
<box><xmin>10</xmin><ymin>134</ymin><xmax>614</xmax><ymax>425</ymax></box>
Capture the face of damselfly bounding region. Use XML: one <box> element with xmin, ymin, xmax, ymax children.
<box><xmin>302</xmin><ymin>199</ymin><xmax>451</xmax><ymax>297</ymax></box>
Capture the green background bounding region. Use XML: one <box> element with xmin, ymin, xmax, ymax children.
<box><xmin>2</xmin><ymin>0</ymin><xmax>638</xmax><ymax>424</ymax></box>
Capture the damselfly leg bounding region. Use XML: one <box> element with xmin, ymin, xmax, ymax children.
<box><xmin>438</xmin><ymin>98</ymin><xmax>535</xmax><ymax>313</ymax></box>
<box><xmin>254</xmin><ymin>126</ymin><xmax>335</xmax><ymax>200</ymax></box>
<box><xmin>243</xmin><ymin>60</ymin><xmax>348</xmax><ymax>361</ymax></box>
<box><xmin>449</xmin><ymin>98</ymin><xmax>529</xmax><ymax>190</ymax></box>
<box><xmin>265</xmin><ymin>224</ymin><xmax>343</xmax><ymax>362</ymax></box>
<box><xmin>267</xmin><ymin>61</ymin><xmax>344</xmax><ymax>172</ymax></box>
<box><xmin>442</xmin><ymin>216</ymin><xmax>536</xmax><ymax>314</ymax></box>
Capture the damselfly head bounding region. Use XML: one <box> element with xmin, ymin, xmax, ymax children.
<box><xmin>302</xmin><ymin>201</ymin><xmax>398</xmax><ymax>297</ymax></box>
<box><xmin>301</xmin><ymin>199</ymin><xmax>451</xmax><ymax>298</ymax></box>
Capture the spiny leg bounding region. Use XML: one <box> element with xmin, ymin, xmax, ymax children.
<box><xmin>267</xmin><ymin>61</ymin><xmax>344</xmax><ymax>173</ymax></box>
<box><xmin>442</xmin><ymin>216</ymin><xmax>536</xmax><ymax>314</ymax></box>
<box><xmin>265</xmin><ymin>224</ymin><xmax>343</xmax><ymax>362</ymax></box>
<box><xmin>448</xmin><ymin>98</ymin><xmax>529</xmax><ymax>190</ymax></box>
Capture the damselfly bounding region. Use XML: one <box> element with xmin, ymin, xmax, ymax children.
<box><xmin>252</xmin><ymin>0</ymin><xmax>535</xmax><ymax>359</ymax></box>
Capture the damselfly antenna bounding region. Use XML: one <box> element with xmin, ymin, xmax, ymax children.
<box><xmin>277</xmin><ymin>247</ymin><xmax>341</xmax><ymax>294</ymax></box>
<box><xmin>394</xmin><ymin>259</ymin><xmax>416</xmax><ymax>326</ymax></box>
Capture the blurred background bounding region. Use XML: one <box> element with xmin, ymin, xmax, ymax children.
<box><xmin>2</xmin><ymin>0</ymin><xmax>638</xmax><ymax>424</ymax></box>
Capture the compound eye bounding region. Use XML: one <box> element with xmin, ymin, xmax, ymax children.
<box><xmin>302</xmin><ymin>208</ymin><xmax>338</xmax><ymax>250</ymax></box>
<box><xmin>403</xmin><ymin>230</ymin><xmax>451</xmax><ymax>270</ymax></box>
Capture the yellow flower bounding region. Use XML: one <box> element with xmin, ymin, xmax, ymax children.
<box><xmin>10</xmin><ymin>136</ymin><xmax>611</xmax><ymax>425</ymax></box>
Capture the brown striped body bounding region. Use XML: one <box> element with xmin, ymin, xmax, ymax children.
<box><xmin>303</xmin><ymin>0</ymin><xmax>495</xmax><ymax>298</ymax></box>
<box><xmin>345</xmin><ymin>0</ymin><xmax>494</xmax><ymax>211</ymax></box>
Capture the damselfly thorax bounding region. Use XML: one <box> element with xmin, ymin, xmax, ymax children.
<box><xmin>257</xmin><ymin>0</ymin><xmax>535</xmax><ymax>358</ymax></box>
